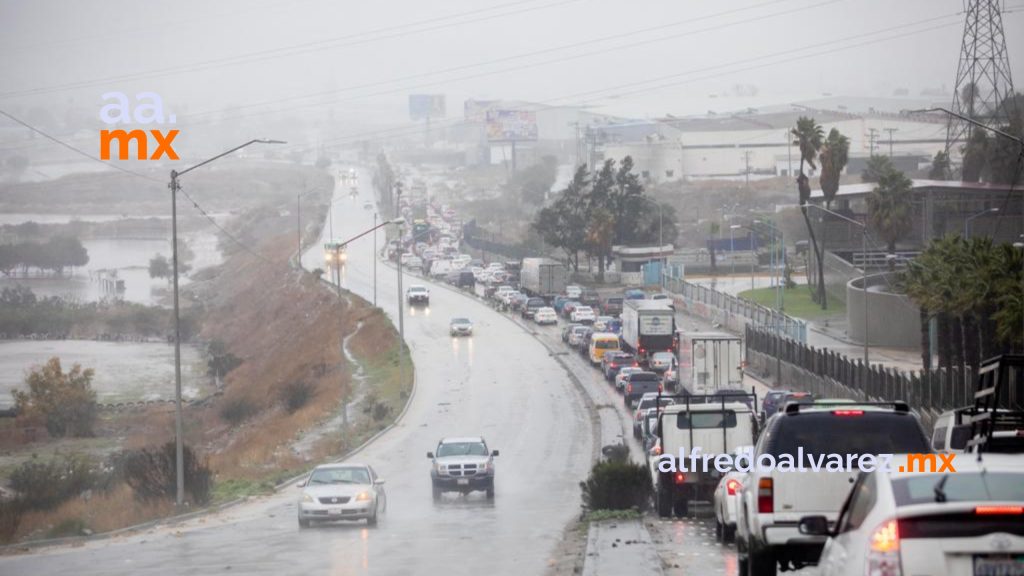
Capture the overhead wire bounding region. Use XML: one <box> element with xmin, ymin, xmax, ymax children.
<box><xmin>0</xmin><ymin>0</ymin><xmax>578</xmax><ymax>99</ymax></box>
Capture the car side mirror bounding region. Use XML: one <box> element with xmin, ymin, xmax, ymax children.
<box><xmin>798</xmin><ymin>515</ymin><xmax>831</xmax><ymax>536</ymax></box>
<box><xmin>427</xmin><ymin>452</ymin><xmax>434</xmax><ymax>459</ymax></box>
<box><xmin>491</xmin><ymin>450</ymin><xmax>500</xmax><ymax>457</ymax></box>
<box><xmin>374</xmin><ymin>479</ymin><xmax>386</xmax><ymax>485</ymax></box>
<box><xmin>297</xmin><ymin>480</ymin><xmax>306</xmax><ymax>488</ymax></box>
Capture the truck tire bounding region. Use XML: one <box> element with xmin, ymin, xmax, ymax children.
<box><xmin>724</xmin><ymin>524</ymin><xmax>736</xmax><ymax>543</ymax></box>
<box><xmin>673</xmin><ymin>498</ymin><xmax>689</xmax><ymax>517</ymax></box>
<box><xmin>715</xmin><ymin>518</ymin><xmax>723</xmax><ymax>541</ymax></box>
<box><xmin>657</xmin><ymin>486</ymin><xmax>673</xmax><ymax>518</ymax></box>
<box><xmin>432</xmin><ymin>484</ymin><xmax>442</xmax><ymax>501</ymax></box>
<box><xmin>748</xmin><ymin>546</ymin><xmax>777</xmax><ymax>576</ymax></box>
<box><xmin>298</xmin><ymin>518</ymin><xmax>310</xmax><ymax>529</ymax></box>
<box><xmin>486</xmin><ymin>481</ymin><xmax>495</xmax><ymax>499</ymax></box>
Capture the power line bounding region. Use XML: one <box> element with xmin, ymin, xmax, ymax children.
<box><xmin>0</xmin><ymin>108</ymin><xmax>162</xmax><ymax>182</ymax></box>
<box><xmin>176</xmin><ymin>185</ymin><xmax>276</xmax><ymax>265</ymax></box>
<box><xmin>181</xmin><ymin>0</ymin><xmax>807</xmax><ymax>122</ymax></box>
<box><xmin>290</xmin><ymin>13</ymin><xmax>963</xmax><ymax>152</ymax></box>
<box><xmin>0</xmin><ymin>109</ymin><xmax>279</xmax><ymax>265</ymax></box>
<box><xmin>0</xmin><ymin>0</ymin><xmax>577</xmax><ymax>99</ymax></box>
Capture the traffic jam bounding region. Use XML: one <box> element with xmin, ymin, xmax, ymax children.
<box><xmin>378</xmin><ymin>183</ymin><xmax>1024</xmax><ymax>576</ymax></box>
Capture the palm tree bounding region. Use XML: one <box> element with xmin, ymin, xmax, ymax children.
<box><xmin>791</xmin><ymin>117</ymin><xmax>824</xmax><ymax>304</ymax></box>
<box><xmin>819</xmin><ymin>129</ymin><xmax>850</xmax><ymax>210</ymax></box>
<box><xmin>866</xmin><ymin>168</ymin><xmax>912</xmax><ymax>253</ymax></box>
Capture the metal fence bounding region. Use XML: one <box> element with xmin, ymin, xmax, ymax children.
<box><xmin>744</xmin><ymin>325</ymin><xmax>1024</xmax><ymax>429</ymax></box>
<box><xmin>662</xmin><ymin>275</ymin><xmax>807</xmax><ymax>343</ymax></box>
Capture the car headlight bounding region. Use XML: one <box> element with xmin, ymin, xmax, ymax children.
<box><xmin>302</xmin><ymin>493</ymin><xmax>314</xmax><ymax>503</ymax></box>
<box><xmin>355</xmin><ymin>491</ymin><xmax>372</xmax><ymax>502</ymax></box>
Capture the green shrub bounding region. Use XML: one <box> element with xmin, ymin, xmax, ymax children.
<box><xmin>47</xmin><ymin>517</ymin><xmax>86</xmax><ymax>538</ymax></box>
<box><xmin>580</xmin><ymin>459</ymin><xmax>651</xmax><ymax>512</ymax></box>
<box><xmin>0</xmin><ymin>500</ymin><xmax>25</xmax><ymax>543</ymax></box>
<box><xmin>8</xmin><ymin>455</ymin><xmax>96</xmax><ymax>510</ymax></box>
<box><xmin>280</xmin><ymin>380</ymin><xmax>315</xmax><ymax>414</ymax></box>
<box><xmin>219</xmin><ymin>397</ymin><xmax>257</xmax><ymax>425</ymax></box>
<box><xmin>119</xmin><ymin>442</ymin><xmax>212</xmax><ymax>506</ymax></box>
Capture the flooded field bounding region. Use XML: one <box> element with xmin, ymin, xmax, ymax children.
<box><xmin>0</xmin><ymin>340</ymin><xmax>210</xmax><ymax>409</ymax></box>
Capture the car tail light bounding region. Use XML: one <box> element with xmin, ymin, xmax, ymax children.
<box><xmin>673</xmin><ymin>472</ymin><xmax>686</xmax><ymax>485</ymax></box>
<box><xmin>866</xmin><ymin>519</ymin><xmax>901</xmax><ymax>576</ymax></box>
<box><xmin>757</xmin><ymin>478</ymin><xmax>773</xmax><ymax>513</ymax></box>
<box><xmin>833</xmin><ymin>410</ymin><xmax>864</xmax><ymax>416</ymax></box>
<box><xmin>975</xmin><ymin>506</ymin><xmax>1024</xmax><ymax>515</ymax></box>
<box><xmin>726</xmin><ymin>479</ymin><xmax>741</xmax><ymax>496</ymax></box>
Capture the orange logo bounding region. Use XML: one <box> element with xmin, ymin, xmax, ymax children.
<box><xmin>99</xmin><ymin>92</ymin><xmax>179</xmax><ymax>161</ymax></box>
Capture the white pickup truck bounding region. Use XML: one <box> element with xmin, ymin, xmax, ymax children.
<box><xmin>735</xmin><ymin>401</ymin><xmax>931</xmax><ymax>576</ymax></box>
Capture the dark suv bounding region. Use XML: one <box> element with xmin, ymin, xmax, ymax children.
<box><xmin>601</xmin><ymin>296</ymin><xmax>624</xmax><ymax>316</ymax></box>
<box><xmin>580</xmin><ymin>290</ymin><xmax>601</xmax><ymax>308</ymax></box>
<box><xmin>622</xmin><ymin>371</ymin><xmax>661</xmax><ymax>407</ymax></box>
<box><xmin>521</xmin><ymin>297</ymin><xmax>547</xmax><ymax>320</ymax></box>
<box><xmin>602</xmin><ymin>352</ymin><xmax>637</xmax><ymax>381</ymax></box>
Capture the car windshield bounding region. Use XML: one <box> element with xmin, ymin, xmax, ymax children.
<box><xmin>307</xmin><ymin>467</ymin><xmax>370</xmax><ymax>485</ymax></box>
<box><xmin>652</xmin><ymin>353</ymin><xmax>673</xmax><ymax>362</ymax></box>
<box><xmin>767</xmin><ymin>413</ymin><xmax>930</xmax><ymax>459</ymax></box>
<box><xmin>451</xmin><ymin>318</ymin><xmax>470</xmax><ymax>325</ymax></box>
<box><xmin>892</xmin><ymin>472</ymin><xmax>1024</xmax><ymax>506</ymax></box>
<box><xmin>437</xmin><ymin>442</ymin><xmax>489</xmax><ymax>457</ymax></box>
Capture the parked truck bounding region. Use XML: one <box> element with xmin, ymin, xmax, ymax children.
<box><xmin>519</xmin><ymin>257</ymin><xmax>567</xmax><ymax>301</ymax></box>
<box><xmin>675</xmin><ymin>332</ymin><xmax>743</xmax><ymax>395</ymax></box>
<box><xmin>620</xmin><ymin>300</ymin><xmax>675</xmax><ymax>362</ymax></box>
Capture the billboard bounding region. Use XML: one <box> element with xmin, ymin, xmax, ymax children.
<box><xmin>485</xmin><ymin>109</ymin><xmax>538</xmax><ymax>142</ymax></box>
<box><xmin>409</xmin><ymin>94</ymin><xmax>446</xmax><ymax>121</ymax></box>
<box><xmin>464</xmin><ymin>99</ymin><xmax>498</xmax><ymax>122</ymax></box>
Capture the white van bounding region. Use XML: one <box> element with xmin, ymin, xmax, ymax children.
<box><xmin>430</xmin><ymin>260</ymin><xmax>453</xmax><ymax>277</ymax></box>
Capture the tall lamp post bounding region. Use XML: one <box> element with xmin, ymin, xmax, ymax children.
<box><xmin>964</xmin><ymin>207</ymin><xmax>999</xmax><ymax>239</ymax></box>
<box><xmin>168</xmin><ymin>138</ymin><xmax>285</xmax><ymax>509</ymax></box>
<box><xmin>803</xmin><ymin>203</ymin><xmax>869</xmax><ymax>372</ymax></box>
<box><xmin>731</xmin><ymin>224</ymin><xmax>757</xmax><ymax>292</ymax></box>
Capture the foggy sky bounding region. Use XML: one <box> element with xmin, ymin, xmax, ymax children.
<box><xmin>1</xmin><ymin>0</ymin><xmax>1022</xmax><ymax>144</ymax></box>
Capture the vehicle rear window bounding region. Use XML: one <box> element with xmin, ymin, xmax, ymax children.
<box><xmin>629</xmin><ymin>373</ymin><xmax>658</xmax><ymax>382</ymax></box>
<box><xmin>767</xmin><ymin>413</ymin><xmax>929</xmax><ymax>459</ymax></box>
<box><xmin>607</xmin><ymin>298</ymin><xmax>623</xmax><ymax>304</ymax></box>
<box><xmin>892</xmin><ymin>473</ymin><xmax>1024</xmax><ymax>506</ymax></box>
<box><xmin>676</xmin><ymin>410</ymin><xmax>738</xmax><ymax>429</ymax></box>
<box><xmin>595</xmin><ymin>340</ymin><xmax>619</xmax><ymax>349</ymax></box>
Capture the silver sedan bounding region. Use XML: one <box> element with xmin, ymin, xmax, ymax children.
<box><xmin>297</xmin><ymin>463</ymin><xmax>386</xmax><ymax>528</ymax></box>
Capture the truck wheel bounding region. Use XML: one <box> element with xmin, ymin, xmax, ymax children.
<box><xmin>748</xmin><ymin>547</ymin><xmax>777</xmax><ymax>576</ymax></box>
<box><xmin>486</xmin><ymin>482</ymin><xmax>495</xmax><ymax>499</ymax></box>
<box><xmin>715</xmin><ymin>518</ymin><xmax>723</xmax><ymax>541</ymax></box>
<box><xmin>298</xmin><ymin>518</ymin><xmax>310</xmax><ymax>529</ymax></box>
<box><xmin>432</xmin><ymin>484</ymin><xmax>442</xmax><ymax>501</ymax></box>
<box><xmin>724</xmin><ymin>524</ymin><xmax>736</xmax><ymax>543</ymax></box>
<box><xmin>673</xmin><ymin>498</ymin><xmax>689</xmax><ymax>517</ymax></box>
<box><xmin>656</xmin><ymin>487</ymin><xmax>673</xmax><ymax>518</ymax></box>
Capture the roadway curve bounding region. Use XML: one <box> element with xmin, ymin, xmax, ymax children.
<box><xmin>0</xmin><ymin>169</ymin><xmax>595</xmax><ymax>576</ymax></box>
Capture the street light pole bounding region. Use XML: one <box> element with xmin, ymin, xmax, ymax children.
<box><xmin>373</xmin><ymin>212</ymin><xmax>378</xmax><ymax>307</ymax></box>
<box><xmin>804</xmin><ymin>203</ymin><xmax>869</xmax><ymax>370</ymax></box>
<box><xmin>729</xmin><ymin>225</ymin><xmax>736</xmax><ymax>277</ymax></box>
<box><xmin>964</xmin><ymin>207</ymin><xmax>999</xmax><ymax>239</ymax></box>
<box><xmin>167</xmin><ymin>138</ymin><xmax>284</xmax><ymax>509</ymax></box>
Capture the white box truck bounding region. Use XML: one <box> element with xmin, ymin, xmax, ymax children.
<box><xmin>621</xmin><ymin>300</ymin><xmax>676</xmax><ymax>361</ymax></box>
<box><xmin>519</xmin><ymin>257</ymin><xmax>567</xmax><ymax>300</ymax></box>
<box><xmin>676</xmin><ymin>332</ymin><xmax>743</xmax><ymax>395</ymax></box>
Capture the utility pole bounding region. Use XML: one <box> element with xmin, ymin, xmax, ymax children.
<box><xmin>373</xmin><ymin>212</ymin><xmax>378</xmax><ymax>306</ymax></box>
<box><xmin>868</xmin><ymin>128</ymin><xmax>879</xmax><ymax>156</ymax></box>
<box><xmin>785</xmin><ymin>131</ymin><xmax>793</xmax><ymax>176</ymax></box>
<box><xmin>884</xmin><ymin>128</ymin><xmax>898</xmax><ymax>157</ymax></box>
<box><xmin>743</xmin><ymin>150</ymin><xmax>752</xmax><ymax>187</ymax></box>
<box><xmin>168</xmin><ymin>170</ymin><xmax>184</xmax><ymax>511</ymax></box>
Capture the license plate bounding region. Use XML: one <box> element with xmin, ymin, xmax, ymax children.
<box><xmin>975</xmin><ymin>555</ymin><xmax>1024</xmax><ymax>576</ymax></box>
<box><xmin>457</xmin><ymin>478</ymin><xmax>469</xmax><ymax>485</ymax></box>
<box><xmin>328</xmin><ymin>508</ymin><xmax>343</xmax><ymax>516</ymax></box>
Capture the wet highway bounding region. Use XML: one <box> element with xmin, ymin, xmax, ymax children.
<box><xmin>0</xmin><ymin>171</ymin><xmax>595</xmax><ymax>576</ymax></box>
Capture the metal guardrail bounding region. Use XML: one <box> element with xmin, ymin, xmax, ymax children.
<box><xmin>661</xmin><ymin>274</ymin><xmax>807</xmax><ymax>343</ymax></box>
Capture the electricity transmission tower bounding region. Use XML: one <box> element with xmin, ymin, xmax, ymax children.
<box><xmin>945</xmin><ymin>0</ymin><xmax>1017</xmax><ymax>155</ymax></box>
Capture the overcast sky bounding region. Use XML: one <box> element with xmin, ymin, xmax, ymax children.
<box><xmin>1</xmin><ymin>0</ymin><xmax>1022</xmax><ymax>142</ymax></box>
